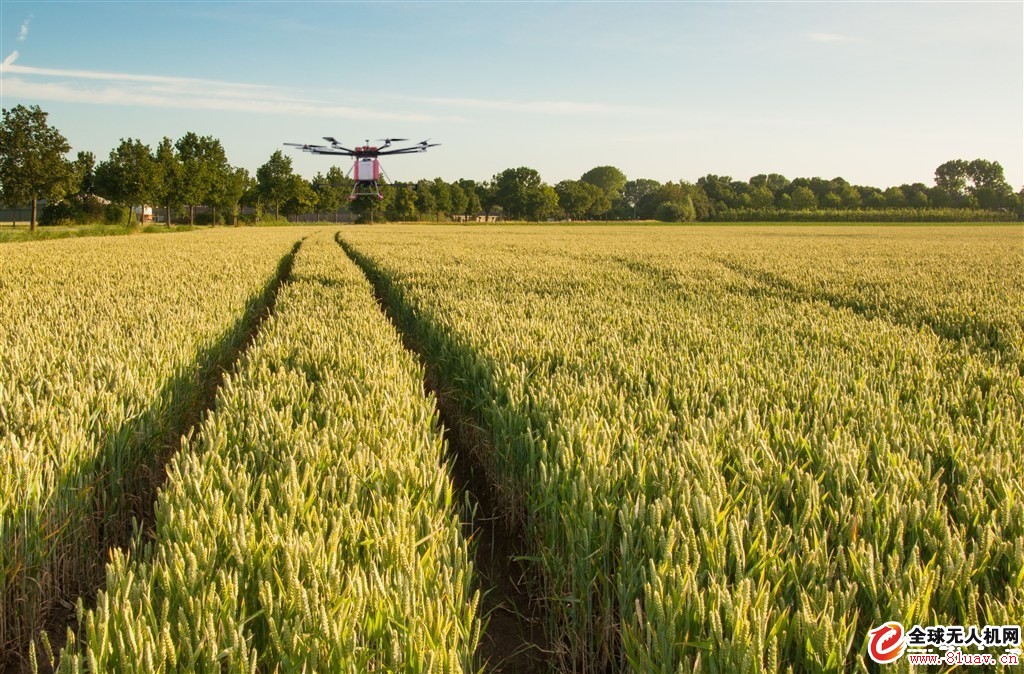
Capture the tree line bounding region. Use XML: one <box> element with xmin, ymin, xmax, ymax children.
<box><xmin>1</xmin><ymin>104</ymin><xmax>1020</xmax><ymax>230</ymax></box>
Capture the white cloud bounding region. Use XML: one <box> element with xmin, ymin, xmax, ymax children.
<box><xmin>0</xmin><ymin>54</ymin><xmax>655</xmax><ymax>122</ymax></box>
<box><xmin>0</xmin><ymin>56</ymin><xmax>449</xmax><ymax>122</ymax></box>
<box><xmin>18</xmin><ymin>17</ymin><xmax>31</xmax><ymax>42</ymax></box>
<box><xmin>0</xmin><ymin>76</ymin><xmax>442</xmax><ymax>122</ymax></box>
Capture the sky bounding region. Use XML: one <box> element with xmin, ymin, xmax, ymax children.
<box><xmin>0</xmin><ymin>1</ymin><xmax>1021</xmax><ymax>189</ymax></box>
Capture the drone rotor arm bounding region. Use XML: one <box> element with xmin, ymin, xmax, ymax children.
<box><xmin>377</xmin><ymin>148</ymin><xmax>421</xmax><ymax>156</ymax></box>
<box><xmin>305</xmin><ymin>147</ymin><xmax>356</xmax><ymax>156</ymax></box>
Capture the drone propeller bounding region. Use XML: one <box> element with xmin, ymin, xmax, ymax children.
<box><xmin>376</xmin><ymin>137</ymin><xmax>408</xmax><ymax>143</ymax></box>
<box><xmin>323</xmin><ymin>136</ymin><xmax>341</xmax><ymax>145</ymax></box>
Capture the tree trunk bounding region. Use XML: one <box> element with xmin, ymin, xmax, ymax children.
<box><xmin>189</xmin><ymin>205</ymin><xmax>195</xmax><ymax>226</ymax></box>
<box><xmin>212</xmin><ymin>206</ymin><xmax>217</xmax><ymax>226</ymax></box>
<box><xmin>31</xmin><ymin>197</ymin><xmax>37</xmax><ymax>232</ymax></box>
<box><xmin>274</xmin><ymin>202</ymin><xmax>280</xmax><ymax>219</ymax></box>
<box><xmin>166</xmin><ymin>204</ymin><xmax>172</xmax><ymax>228</ymax></box>
<box><xmin>316</xmin><ymin>210</ymin><xmax>320</xmax><ymax>222</ymax></box>
<box><xmin>126</xmin><ymin>205</ymin><xmax>135</xmax><ymax>226</ymax></box>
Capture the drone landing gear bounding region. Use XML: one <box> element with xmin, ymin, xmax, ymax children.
<box><xmin>349</xmin><ymin>181</ymin><xmax>385</xmax><ymax>201</ymax></box>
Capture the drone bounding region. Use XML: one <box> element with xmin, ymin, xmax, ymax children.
<box><xmin>284</xmin><ymin>137</ymin><xmax>439</xmax><ymax>201</ymax></box>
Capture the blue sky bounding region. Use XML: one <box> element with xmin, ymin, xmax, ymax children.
<box><xmin>1</xmin><ymin>1</ymin><xmax>1021</xmax><ymax>188</ymax></box>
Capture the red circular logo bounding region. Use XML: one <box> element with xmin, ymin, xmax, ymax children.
<box><xmin>868</xmin><ymin>622</ymin><xmax>907</xmax><ymax>664</ymax></box>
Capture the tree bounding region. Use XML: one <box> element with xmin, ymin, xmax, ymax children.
<box><xmin>679</xmin><ymin>182</ymin><xmax>712</xmax><ymax>220</ymax></box>
<box><xmin>430</xmin><ymin>178</ymin><xmax>452</xmax><ymax>221</ymax></box>
<box><xmin>860</xmin><ymin>187</ymin><xmax>885</xmax><ymax>208</ymax></box>
<box><xmin>555</xmin><ymin>180</ymin><xmax>609</xmax><ymax>220</ymax></box>
<box><xmin>310</xmin><ymin>171</ymin><xmax>342</xmax><ymax>221</ymax></box>
<box><xmin>387</xmin><ymin>184</ymin><xmax>419</xmax><ymax>221</ymax></box>
<box><xmin>176</xmin><ymin>133</ymin><xmax>227</xmax><ymax>224</ymax></box>
<box><xmin>175</xmin><ymin>132</ymin><xmax>207</xmax><ymax>224</ymax></box>
<box><xmin>208</xmin><ymin>160</ymin><xmax>234</xmax><ymax>225</ymax></box>
<box><xmin>322</xmin><ymin>166</ymin><xmax>354</xmax><ymax>221</ymax></box>
<box><xmin>790</xmin><ymin>186</ymin><xmax>817</xmax><ymax>210</ymax></box>
<box><xmin>415</xmin><ymin>179</ymin><xmax>436</xmax><ymax>220</ymax></box>
<box><xmin>883</xmin><ymin>186</ymin><xmax>906</xmax><ymax>208</ymax></box>
<box><xmin>74</xmin><ymin>151</ymin><xmax>96</xmax><ymax>196</ymax></box>
<box><xmin>555</xmin><ymin>179</ymin><xmax>600</xmax><ymax>220</ymax></box>
<box><xmin>0</xmin><ymin>105</ymin><xmax>75</xmax><ymax>230</ymax></box>
<box><xmin>449</xmin><ymin>183</ymin><xmax>469</xmax><ymax>217</ymax></box>
<box><xmin>580</xmin><ymin>165</ymin><xmax>627</xmax><ymax>210</ymax></box>
<box><xmin>655</xmin><ymin>198</ymin><xmax>696</xmax><ymax>222</ymax></box>
<box><xmin>965</xmin><ymin>159</ymin><xmax>1013</xmax><ymax>209</ymax></box>
<box><xmin>465</xmin><ymin>189</ymin><xmax>483</xmax><ymax>217</ymax></box>
<box><xmin>153</xmin><ymin>137</ymin><xmax>181</xmax><ymax>227</ymax></box>
<box><xmin>698</xmin><ymin>174</ymin><xmax>738</xmax><ymax>212</ymax></box>
<box><xmin>256</xmin><ymin>150</ymin><xmax>294</xmax><ymax>219</ymax></box>
<box><xmin>492</xmin><ymin>167</ymin><xmax>550</xmax><ymax>220</ymax></box>
<box><xmin>622</xmin><ymin>178</ymin><xmax>661</xmax><ymax>219</ymax></box>
<box><xmin>748</xmin><ymin>185</ymin><xmax>775</xmax><ymax>209</ymax></box>
<box><xmin>456</xmin><ymin>179</ymin><xmax>483</xmax><ymax>216</ymax></box>
<box><xmin>934</xmin><ymin>159</ymin><xmax>969</xmax><ymax>199</ymax></box>
<box><xmin>587</xmin><ymin>188</ymin><xmax>612</xmax><ymax>219</ymax></box>
<box><xmin>214</xmin><ymin>167</ymin><xmax>250</xmax><ymax>226</ymax></box>
<box><xmin>928</xmin><ymin>186</ymin><xmax>953</xmax><ymax>208</ymax></box>
<box><xmin>94</xmin><ymin>138</ymin><xmax>157</xmax><ymax>225</ymax></box>
<box><xmin>904</xmin><ymin>183</ymin><xmax>930</xmax><ymax>208</ymax></box>
<box><xmin>839</xmin><ymin>184</ymin><xmax>862</xmax><ymax>209</ymax></box>
<box><xmin>281</xmin><ymin>174</ymin><xmax>316</xmax><ymax>218</ymax></box>
<box><xmin>806</xmin><ymin>177</ymin><xmax>833</xmax><ymax>202</ymax></box>
<box><xmin>528</xmin><ymin>183</ymin><xmax>561</xmax><ymax>221</ymax></box>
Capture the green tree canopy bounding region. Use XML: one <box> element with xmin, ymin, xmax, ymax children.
<box><xmin>387</xmin><ymin>185</ymin><xmax>419</xmax><ymax>221</ymax></box>
<box><xmin>74</xmin><ymin>151</ymin><xmax>96</xmax><ymax>196</ymax></box>
<box><xmin>281</xmin><ymin>174</ymin><xmax>316</xmax><ymax>217</ymax></box>
<box><xmin>456</xmin><ymin>179</ymin><xmax>483</xmax><ymax>215</ymax></box>
<box><xmin>790</xmin><ymin>186</ymin><xmax>818</xmax><ymax>210</ymax></box>
<box><xmin>0</xmin><ymin>104</ymin><xmax>75</xmax><ymax>230</ymax></box>
<box><xmin>622</xmin><ymin>178</ymin><xmax>661</xmax><ymax>218</ymax></box>
<box><xmin>556</xmin><ymin>180</ymin><xmax>595</xmax><ymax>220</ymax></box>
<box><xmin>934</xmin><ymin>159</ymin><xmax>969</xmax><ymax>198</ymax></box>
<box><xmin>430</xmin><ymin>178</ymin><xmax>452</xmax><ymax>220</ymax></box>
<box><xmin>214</xmin><ymin>167</ymin><xmax>251</xmax><ymax>225</ymax></box>
<box><xmin>528</xmin><ymin>183</ymin><xmax>561</xmax><ymax>221</ymax></box>
<box><xmin>748</xmin><ymin>185</ymin><xmax>775</xmax><ymax>209</ymax></box>
<box><xmin>256</xmin><ymin>150</ymin><xmax>295</xmax><ymax>219</ymax></box>
<box><xmin>655</xmin><ymin>198</ymin><xmax>696</xmax><ymax>222</ymax></box>
<box><xmin>449</xmin><ymin>183</ymin><xmax>469</xmax><ymax>216</ymax></box>
<box><xmin>492</xmin><ymin>167</ymin><xmax>560</xmax><ymax>220</ymax></box>
<box><xmin>883</xmin><ymin>186</ymin><xmax>906</xmax><ymax>208</ymax></box>
<box><xmin>95</xmin><ymin>138</ymin><xmax>159</xmax><ymax>224</ymax></box>
<box><xmin>153</xmin><ymin>137</ymin><xmax>181</xmax><ymax>227</ymax></box>
<box><xmin>175</xmin><ymin>132</ymin><xmax>228</xmax><ymax>224</ymax></box>
<box><xmin>415</xmin><ymin>178</ymin><xmax>436</xmax><ymax>218</ymax></box>
<box><xmin>580</xmin><ymin>165</ymin><xmax>627</xmax><ymax>206</ymax></box>
<box><xmin>310</xmin><ymin>171</ymin><xmax>344</xmax><ymax>219</ymax></box>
